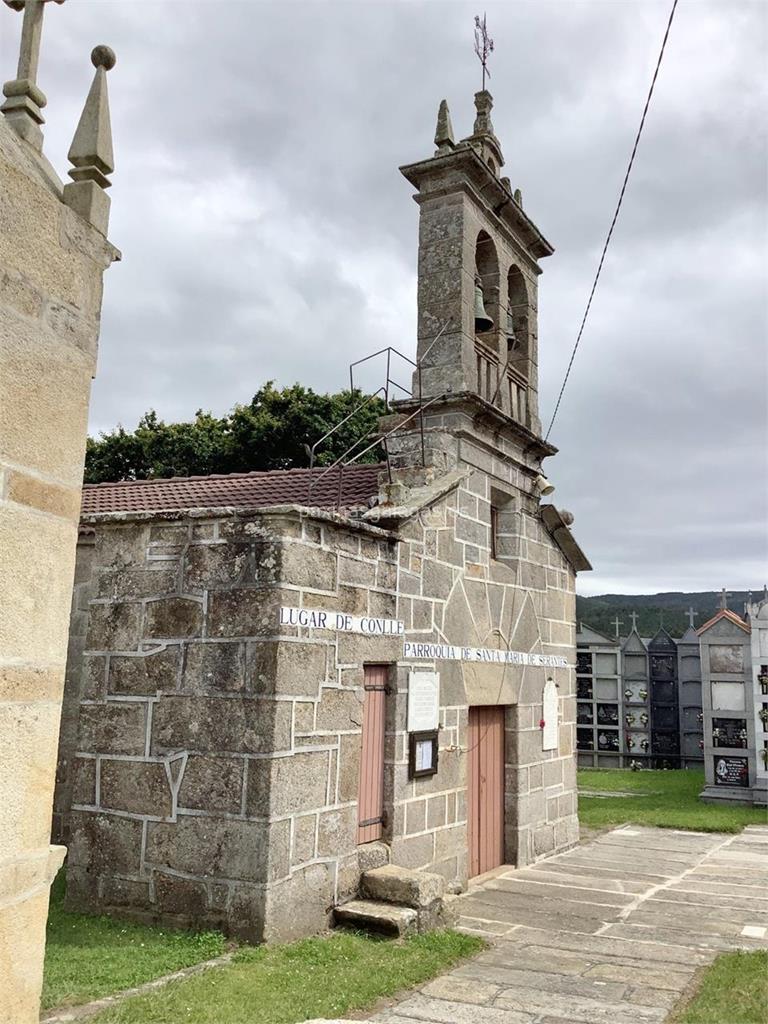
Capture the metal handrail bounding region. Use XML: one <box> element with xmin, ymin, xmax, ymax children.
<box><xmin>310</xmin><ymin>391</ymin><xmax>448</xmax><ymax>508</ymax></box>
<box><xmin>307</xmin><ymin>386</ymin><xmax>387</xmax><ymax>473</ymax></box>
<box><xmin>305</xmin><ymin>321</ymin><xmax>453</xmax><ymax>509</ymax></box>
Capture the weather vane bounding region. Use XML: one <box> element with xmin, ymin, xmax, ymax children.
<box><xmin>474</xmin><ymin>13</ymin><xmax>494</xmax><ymax>91</ymax></box>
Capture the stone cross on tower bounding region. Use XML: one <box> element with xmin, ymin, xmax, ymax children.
<box><xmin>1</xmin><ymin>0</ymin><xmax>65</xmax><ymax>150</ymax></box>
<box><xmin>612</xmin><ymin>615</ymin><xmax>624</xmax><ymax>639</ymax></box>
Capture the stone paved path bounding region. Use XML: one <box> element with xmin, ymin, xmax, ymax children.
<box><xmin>370</xmin><ymin>824</ymin><xmax>768</xmax><ymax>1024</ymax></box>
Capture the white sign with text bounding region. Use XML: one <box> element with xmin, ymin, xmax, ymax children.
<box><xmin>542</xmin><ymin>678</ymin><xmax>559</xmax><ymax>751</ymax></box>
<box><xmin>407</xmin><ymin>671</ymin><xmax>440</xmax><ymax>732</ymax></box>
<box><xmin>402</xmin><ymin>641</ymin><xmax>568</xmax><ymax>668</ymax></box>
<box><xmin>279</xmin><ymin>606</ymin><xmax>405</xmax><ymax>636</ymax></box>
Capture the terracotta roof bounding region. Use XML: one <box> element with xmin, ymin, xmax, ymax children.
<box><xmin>81</xmin><ymin>463</ymin><xmax>384</xmax><ymax>517</ymax></box>
<box><xmin>697</xmin><ymin>608</ymin><xmax>751</xmax><ymax>635</ymax></box>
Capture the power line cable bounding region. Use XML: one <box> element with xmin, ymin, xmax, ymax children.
<box><xmin>545</xmin><ymin>0</ymin><xmax>679</xmax><ymax>441</ymax></box>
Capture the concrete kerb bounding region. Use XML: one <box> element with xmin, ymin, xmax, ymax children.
<box><xmin>40</xmin><ymin>951</ymin><xmax>237</xmax><ymax>1023</ymax></box>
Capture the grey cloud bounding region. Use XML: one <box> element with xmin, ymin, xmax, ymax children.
<box><xmin>2</xmin><ymin>0</ymin><xmax>765</xmax><ymax>594</ymax></box>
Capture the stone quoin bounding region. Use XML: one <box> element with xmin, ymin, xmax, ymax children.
<box><xmin>54</xmin><ymin>87</ymin><xmax>591</xmax><ymax>942</ymax></box>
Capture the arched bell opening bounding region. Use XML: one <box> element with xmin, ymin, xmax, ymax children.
<box><xmin>474</xmin><ymin>231</ymin><xmax>501</xmax><ymax>404</ymax></box>
<box><xmin>505</xmin><ymin>265</ymin><xmax>531</xmax><ymax>425</ymax></box>
<box><xmin>474</xmin><ymin>231</ymin><xmax>500</xmax><ymax>338</ymax></box>
<box><xmin>506</xmin><ymin>265</ymin><xmax>530</xmax><ymax>368</ymax></box>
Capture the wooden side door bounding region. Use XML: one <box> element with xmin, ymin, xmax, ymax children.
<box><xmin>468</xmin><ymin>705</ymin><xmax>505</xmax><ymax>876</ymax></box>
<box><xmin>357</xmin><ymin>664</ymin><xmax>388</xmax><ymax>844</ymax></box>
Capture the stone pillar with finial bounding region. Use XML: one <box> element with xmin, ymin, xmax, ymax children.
<box><xmin>0</xmin><ymin>5</ymin><xmax>119</xmax><ymax>1021</ymax></box>
<box><xmin>62</xmin><ymin>45</ymin><xmax>116</xmax><ymax>235</ymax></box>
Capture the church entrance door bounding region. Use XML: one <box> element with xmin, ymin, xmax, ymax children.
<box><xmin>468</xmin><ymin>705</ymin><xmax>505</xmax><ymax>876</ymax></box>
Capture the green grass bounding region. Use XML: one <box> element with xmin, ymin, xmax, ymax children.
<box><xmin>671</xmin><ymin>951</ymin><xmax>768</xmax><ymax>1024</ymax></box>
<box><xmin>578</xmin><ymin>768</ymin><xmax>768</xmax><ymax>833</ymax></box>
<box><xmin>42</xmin><ymin>872</ymin><xmax>226</xmax><ymax>1011</ymax></box>
<box><xmin>90</xmin><ymin>929</ymin><xmax>484</xmax><ymax>1024</ymax></box>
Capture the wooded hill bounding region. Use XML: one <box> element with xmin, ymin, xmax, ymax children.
<box><xmin>576</xmin><ymin>591</ymin><xmax>760</xmax><ymax>640</ymax></box>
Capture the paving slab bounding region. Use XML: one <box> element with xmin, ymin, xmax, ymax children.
<box><xmin>367</xmin><ymin>825</ymin><xmax>768</xmax><ymax>1024</ymax></box>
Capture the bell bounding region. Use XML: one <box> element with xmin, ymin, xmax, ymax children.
<box><xmin>506</xmin><ymin>307</ymin><xmax>518</xmax><ymax>349</ymax></box>
<box><xmin>474</xmin><ymin>277</ymin><xmax>493</xmax><ymax>333</ymax></box>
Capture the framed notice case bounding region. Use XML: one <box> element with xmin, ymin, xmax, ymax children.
<box><xmin>408</xmin><ymin>730</ymin><xmax>439</xmax><ymax>779</ymax></box>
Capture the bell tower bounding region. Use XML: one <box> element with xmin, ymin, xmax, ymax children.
<box><xmin>400</xmin><ymin>91</ymin><xmax>553</xmax><ymax>437</ymax></box>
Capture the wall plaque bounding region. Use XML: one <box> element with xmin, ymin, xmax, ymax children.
<box><xmin>542</xmin><ymin>679</ymin><xmax>558</xmax><ymax>751</ymax></box>
<box><xmin>710</xmin><ymin>645</ymin><xmax>744</xmax><ymax>674</ymax></box>
<box><xmin>407</xmin><ymin>671</ymin><xmax>440</xmax><ymax>732</ymax></box>
<box><xmin>712</xmin><ymin>681</ymin><xmax>745</xmax><ymax>711</ymax></box>
<box><xmin>713</xmin><ymin>755</ymin><xmax>749</xmax><ymax>788</ymax></box>
<box><xmin>279</xmin><ymin>606</ymin><xmax>404</xmax><ymax>635</ymax></box>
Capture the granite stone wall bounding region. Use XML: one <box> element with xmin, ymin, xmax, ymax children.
<box><xmin>61</xmin><ymin>463</ymin><xmax>578</xmax><ymax>940</ymax></box>
<box><xmin>62</xmin><ymin>508</ymin><xmax>401</xmax><ymax>941</ymax></box>
<box><xmin>381</xmin><ymin>469</ymin><xmax>577</xmax><ymax>879</ymax></box>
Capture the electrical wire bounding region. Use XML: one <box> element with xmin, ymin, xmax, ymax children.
<box><xmin>544</xmin><ymin>0</ymin><xmax>679</xmax><ymax>441</ymax></box>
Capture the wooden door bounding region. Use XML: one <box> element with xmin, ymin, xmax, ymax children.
<box><xmin>468</xmin><ymin>705</ymin><xmax>505</xmax><ymax>876</ymax></box>
<box><xmin>357</xmin><ymin>664</ymin><xmax>388</xmax><ymax>844</ymax></box>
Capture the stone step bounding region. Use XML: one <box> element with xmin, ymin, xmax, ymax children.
<box><xmin>361</xmin><ymin>864</ymin><xmax>445</xmax><ymax>908</ymax></box>
<box><xmin>334</xmin><ymin>899</ymin><xmax>418</xmax><ymax>937</ymax></box>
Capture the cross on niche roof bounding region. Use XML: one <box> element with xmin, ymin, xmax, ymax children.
<box><xmin>612</xmin><ymin>615</ymin><xmax>624</xmax><ymax>639</ymax></box>
<box><xmin>630</xmin><ymin>611</ymin><xmax>639</xmax><ymax>631</ymax></box>
<box><xmin>2</xmin><ymin>0</ymin><xmax>65</xmax><ymax>149</ymax></box>
<box><xmin>687</xmin><ymin>607</ymin><xmax>698</xmax><ymax>629</ymax></box>
<box><xmin>719</xmin><ymin>588</ymin><xmax>732</xmax><ymax>611</ymax></box>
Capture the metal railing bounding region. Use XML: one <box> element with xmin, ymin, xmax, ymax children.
<box><xmin>306</xmin><ymin>321</ymin><xmax>452</xmax><ymax>508</ymax></box>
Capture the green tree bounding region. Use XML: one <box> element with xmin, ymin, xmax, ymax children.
<box><xmin>84</xmin><ymin>383</ymin><xmax>386</xmax><ymax>483</ymax></box>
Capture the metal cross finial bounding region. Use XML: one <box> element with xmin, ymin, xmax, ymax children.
<box><xmin>630</xmin><ymin>611</ymin><xmax>639</xmax><ymax>631</ymax></box>
<box><xmin>612</xmin><ymin>615</ymin><xmax>624</xmax><ymax>639</ymax></box>
<box><xmin>687</xmin><ymin>607</ymin><xmax>698</xmax><ymax>629</ymax></box>
<box><xmin>2</xmin><ymin>0</ymin><xmax>65</xmax><ymax>150</ymax></box>
<box><xmin>474</xmin><ymin>13</ymin><xmax>494</xmax><ymax>91</ymax></box>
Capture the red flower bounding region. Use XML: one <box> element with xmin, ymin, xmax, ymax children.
<box><xmin>539</xmin><ymin>718</ymin><xmax>545</xmax><ymax>729</ymax></box>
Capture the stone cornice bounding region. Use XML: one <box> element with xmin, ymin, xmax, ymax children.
<box><xmin>79</xmin><ymin>503</ymin><xmax>399</xmax><ymax>540</ymax></box>
<box><xmin>400</xmin><ymin>144</ymin><xmax>554</xmax><ymax>262</ymax></box>
<box><xmin>392</xmin><ymin>391</ymin><xmax>558</xmax><ymax>462</ymax></box>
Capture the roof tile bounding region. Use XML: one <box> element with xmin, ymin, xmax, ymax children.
<box><xmin>81</xmin><ymin>463</ymin><xmax>384</xmax><ymax>516</ymax></box>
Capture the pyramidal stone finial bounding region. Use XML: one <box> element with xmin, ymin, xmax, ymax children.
<box><xmin>62</xmin><ymin>45</ymin><xmax>116</xmax><ymax>234</ymax></box>
<box><xmin>434</xmin><ymin>99</ymin><xmax>454</xmax><ymax>155</ymax></box>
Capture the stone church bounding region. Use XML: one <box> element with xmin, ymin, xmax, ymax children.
<box><xmin>55</xmin><ymin>89</ymin><xmax>590</xmax><ymax>942</ymax></box>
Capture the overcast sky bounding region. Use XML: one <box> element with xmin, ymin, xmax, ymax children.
<box><xmin>3</xmin><ymin>0</ymin><xmax>765</xmax><ymax>596</ymax></box>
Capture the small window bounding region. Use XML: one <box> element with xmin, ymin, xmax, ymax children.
<box><xmin>490</xmin><ymin>505</ymin><xmax>499</xmax><ymax>560</ymax></box>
